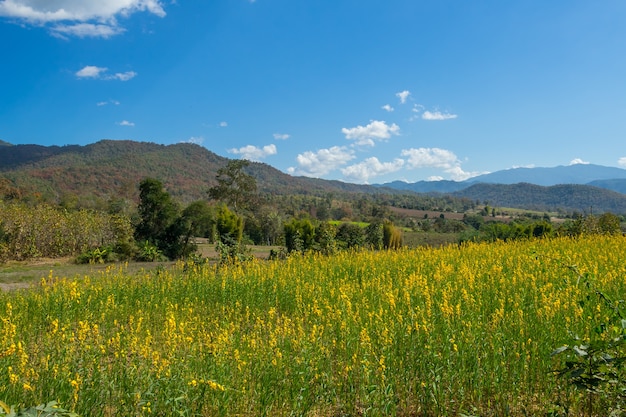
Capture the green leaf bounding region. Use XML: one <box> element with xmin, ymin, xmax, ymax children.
<box><xmin>573</xmin><ymin>345</ymin><xmax>588</xmax><ymax>357</ymax></box>
<box><xmin>551</xmin><ymin>345</ymin><xmax>569</xmax><ymax>356</ymax></box>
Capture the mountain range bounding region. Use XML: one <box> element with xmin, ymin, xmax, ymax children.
<box><xmin>379</xmin><ymin>164</ymin><xmax>626</xmax><ymax>194</ymax></box>
<box><xmin>1</xmin><ymin>139</ymin><xmax>626</xmax><ymax>214</ymax></box>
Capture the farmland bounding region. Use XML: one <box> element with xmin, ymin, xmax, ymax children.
<box><xmin>1</xmin><ymin>235</ymin><xmax>626</xmax><ymax>416</ymax></box>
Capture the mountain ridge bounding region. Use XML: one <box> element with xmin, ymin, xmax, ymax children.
<box><xmin>0</xmin><ymin>139</ymin><xmax>389</xmax><ymax>206</ymax></box>
<box><xmin>378</xmin><ymin>164</ymin><xmax>626</xmax><ymax>195</ymax></box>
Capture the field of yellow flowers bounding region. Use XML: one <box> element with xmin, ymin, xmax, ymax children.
<box><xmin>1</xmin><ymin>235</ymin><xmax>625</xmax><ymax>416</ymax></box>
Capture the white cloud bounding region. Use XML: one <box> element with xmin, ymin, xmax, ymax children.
<box><xmin>228</xmin><ymin>144</ymin><xmax>277</xmax><ymax>161</ymax></box>
<box><xmin>342</xmin><ymin>157</ymin><xmax>404</xmax><ymax>184</ymax></box>
<box><xmin>569</xmin><ymin>158</ymin><xmax>589</xmax><ymax>165</ymax></box>
<box><xmin>182</xmin><ymin>136</ymin><xmax>204</xmax><ymax>145</ymax></box>
<box><xmin>111</xmin><ymin>71</ymin><xmax>137</xmax><ymax>81</ymax></box>
<box><xmin>402</xmin><ymin>148</ymin><xmax>459</xmax><ymax>169</ymax></box>
<box><xmin>117</xmin><ymin>120</ymin><xmax>134</xmax><ymax>127</ymax></box>
<box><xmin>408</xmin><ymin>104</ymin><xmax>425</xmax><ymax>121</ymax></box>
<box><xmin>442</xmin><ymin>165</ymin><xmax>481</xmax><ymax>181</ymax></box>
<box><xmin>76</xmin><ymin>66</ymin><xmax>136</xmax><ymax>81</ymax></box>
<box><xmin>219</xmin><ymin>121</ymin><xmax>228</xmax><ymax>127</ymax></box>
<box><xmin>396</xmin><ymin>90</ymin><xmax>410</xmax><ymax>104</ymax></box>
<box><xmin>422</xmin><ymin>111</ymin><xmax>458</xmax><ymax>121</ymax></box>
<box><xmin>273</xmin><ymin>133</ymin><xmax>290</xmax><ymax>140</ymax></box>
<box><xmin>381</xmin><ymin>104</ymin><xmax>394</xmax><ymax>112</ymax></box>
<box><xmin>401</xmin><ymin>147</ymin><xmax>482</xmax><ymax>181</ymax></box>
<box><xmin>287</xmin><ymin>146</ymin><xmax>355</xmax><ymax>177</ymax></box>
<box><xmin>51</xmin><ymin>23</ymin><xmax>124</xmax><ymax>39</ymax></box>
<box><xmin>0</xmin><ymin>0</ymin><xmax>167</xmax><ymax>38</ymax></box>
<box><xmin>619</xmin><ymin>157</ymin><xmax>626</xmax><ymax>167</ymax></box>
<box><xmin>76</xmin><ymin>65</ymin><xmax>107</xmax><ymax>78</ymax></box>
<box><xmin>342</xmin><ymin>120</ymin><xmax>400</xmax><ymax>146</ymax></box>
<box><xmin>97</xmin><ymin>99</ymin><xmax>120</xmax><ymax>106</ymax></box>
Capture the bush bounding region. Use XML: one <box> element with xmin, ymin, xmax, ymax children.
<box><xmin>135</xmin><ymin>241</ymin><xmax>167</xmax><ymax>262</ymax></box>
<box><xmin>75</xmin><ymin>246</ymin><xmax>115</xmax><ymax>264</ymax></box>
<box><xmin>383</xmin><ymin>221</ymin><xmax>403</xmax><ymax>249</ymax></box>
<box><xmin>215</xmin><ymin>236</ymin><xmax>252</xmax><ymax>266</ymax></box>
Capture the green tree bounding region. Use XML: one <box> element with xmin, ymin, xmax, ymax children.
<box><xmin>463</xmin><ymin>214</ymin><xmax>485</xmax><ymax>230</ymax></box>
<box><xmin>314</xmin><ymin>221</ymin><xmax>337</xmax><ymax>255</ymax></box>
<box><xmin>242</xmin><ymin>204</ymin><xmax>283</xmax><ymax>245</ymax></box>
<box><xmin>382</xmin><ymin>220</ymin><xmax>403</xmax><ymax>249</ymax></box>
<box><xmin>264</xmin><ymin>210</ymin><xmax>284</xmax><ymax>246</ymax></box>
<box><xmin>208</xmin><ymin>160</ymin><xmax>257</xmax><ymax>213</ymax></box>
<box><xmin>597</xmin><ymin>212</ymin><xmax>621</xmax><ymax>235</ymax></box>
<box><xmin>365</xmin><ymin>221</ymin><xmax>384</xmax><ymax>250</ymax></box>
<box><xmin>284</xmin><ymin>218</ymin><xmax>316</xmax><ymax>253</ymax></box>
<box><xmin>135</xmin><ymin>178</ymin><xmax>179</xmax><ymax>244</ymax></box>
<box><xmin>134</xmin><ymin>178</ymin><xmax>192</xmax><ymax>259</ymax></box>
<box><xmin>335</xmin><ymin>222</ymin><xmax>365</xmax><ymax>249</ymax></box>
<box><xmin>158</xmin><ymin>201</ymin><xmax>215</xmax><ymax>260</ymax></box>
<box><xmin>181</xmin><ymin>200</ymin><xmax>215</xmax><ymax>239</ymax></box>
<box><xmin>215</xmin><ymin>204</ymin><xmax>244</xmax><ymax>244</ymax></box>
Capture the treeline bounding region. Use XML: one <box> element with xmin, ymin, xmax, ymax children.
<box><xmin>457</xmin><ymin>212</ymin><xmax>623</xmax><ymax>244</ymax></box>
<box><xmin>0</xmin><ymin>166</ymin><xmax>405</xmax><ymax>263</ymax></box>
<box><xmin>0</xmin><ymin>201</ymin><xmax>133</xmax><ymax>262</ymax></box>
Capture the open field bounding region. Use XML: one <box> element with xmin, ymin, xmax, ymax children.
<box><xmin>0</xmin><ymin>244</ymin><xmax>280</xmax><ymax>292</ymax></box>
<box><xmin>1</xmin><ymin>236</ymin><xmax>626</xmax><ymax>415</ymax></box>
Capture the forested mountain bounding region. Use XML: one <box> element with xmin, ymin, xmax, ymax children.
<box><xmin>453</xmin><ymin>183</ymin><xmax>626</xmax><ymax>213</ymax></box>
<box><xmin>376</xmin><ymin>180</ymin><xmax>469</xmax><ymax>194</ymax></box>
<box><xmin>0</xmin><ymin>139</ymin><xmax>390</xmax><ymax>207</ymax></box>
<box><xmin>587</xmin><ymin>179</ymin><xmax>626</xmax><ymax>194</ymax></box>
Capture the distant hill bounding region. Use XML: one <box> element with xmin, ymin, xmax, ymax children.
<box><xmin>453</xmin><ymin>183</ymin><xmax>626</xmax><ymax>213</ymax></box>
<box><xmin>587</xmin><ymin>179</ymin><xmax>626</xmax><ymax>194</ymax></box>
<box><xmin>0</xmin><ymin>139</ymin><xmax>387</xmax><ymax>206</ymax></box>
<box><xmin>468</xmin><ymin>164</ymin><xmax>626</xmax><ymax>186</ymax></box>
<box><xmin>381</xmin><ymin>164</ymin><xmax>626</xmax><ymax>193</ymax></box>
<box><xmin>379</xmin><ymin>164</ymin><xmax>626</xmax><ymax>194</ymax></box>
<box><xmin>376</xmin><ymin>180</ymin><xmax>469</xmax><ymax>194</ymax></box>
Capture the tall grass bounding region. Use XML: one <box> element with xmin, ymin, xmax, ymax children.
<box><xmin>1</xmin><ymin>236</ymin><xmax>625</xmax><ymax>416</ymax></box>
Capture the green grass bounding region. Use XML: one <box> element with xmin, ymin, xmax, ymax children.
<box><xmin>327</xmin><ymin>220</ymin><xmax>370</xmax><ymax>228</ymax></box>
<box><xmin>0</xmin><ymin>244</ymin><xmax>280</xmax><ymax>290</ymax></box>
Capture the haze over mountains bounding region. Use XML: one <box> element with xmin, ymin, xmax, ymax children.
<box><xmin>1</xmin><ymin>139</ymin><xmax>626</xmax><ymax>213</ymax></box>
<box><xmin>379</xmin><ymin>164</ymin><xmax>626</xmax><ymax>194</ymax></box>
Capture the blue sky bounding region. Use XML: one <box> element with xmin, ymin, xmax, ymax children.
<box><xmin>1</xmin><ymin>1</ymin><xmax>625</xmax><ymax>184</ymax></box>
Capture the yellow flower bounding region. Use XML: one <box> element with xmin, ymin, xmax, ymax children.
<box><xmin>206</xmin><ymin>380</ymin><xmax>226</xmax><ymax>391</ymax></box>
<box><xmin>8</xmin><ymin>367</ymin><xmax>19</xmax><ymax>384</ymax></box>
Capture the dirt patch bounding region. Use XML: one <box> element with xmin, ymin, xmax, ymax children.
<box><xmin>0</xmin><ymin>244</ymin><xmax>283</xmax><ymax>292</ymax></box>
<box><xmin>0</xmin><ymin>281</ymin><xmax>33</xmax><ymax>292</ymax></box>
<box><xmin>0</xmin><ymin>258</ymin><xmax>176</xmax><ymax>292</ymax></box>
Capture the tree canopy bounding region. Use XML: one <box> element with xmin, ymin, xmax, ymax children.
<box><xmin>207</xmin><ymin>160</ymin><xmax>257</xmax><ymax>213</ymax></box>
